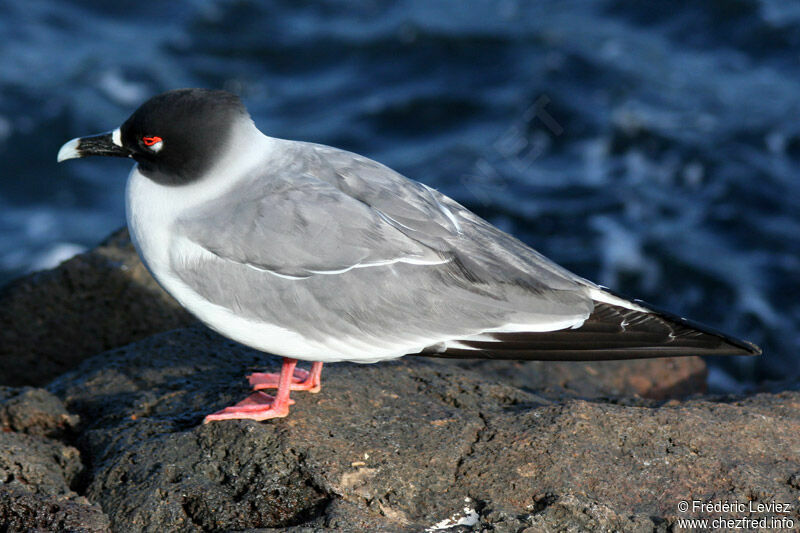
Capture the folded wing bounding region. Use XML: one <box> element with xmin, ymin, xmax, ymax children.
<box><xmin>171</xmin><ymin>142</ymin><xmax>758</xmax><ymax>361</ymax></box>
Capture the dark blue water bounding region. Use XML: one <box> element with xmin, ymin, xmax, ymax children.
<box><xmin>1</xmin><ymin>0</ymin><xmax>797</xmax><ymax>388</ymax></box>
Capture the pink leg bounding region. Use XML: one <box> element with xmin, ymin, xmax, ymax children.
<box><xmin>204</xmin><ymin>358</ymin><xmax>299</xmax><ymax>423</ymax></box>
<box><xmin>249</xmin><ymin>361</ymin><xmax>323</xmax><ymax>393</ymax></box>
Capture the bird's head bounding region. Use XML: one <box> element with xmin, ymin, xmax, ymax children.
<box><xmin>57</xmin><ymin>88</ymin><xmax>249</xmax><ymax>185</ymax></box>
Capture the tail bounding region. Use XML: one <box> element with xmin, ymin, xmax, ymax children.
<box><xmin>417</xmin><ymin>290</ymin><xmax>761</xmax><ymax>361</ymax></box>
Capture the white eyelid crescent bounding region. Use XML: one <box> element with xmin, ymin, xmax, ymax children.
<box><xmin>111</xmin><ymin>128</ymin><xmax>122</xmax><ymax>147</ymax></box>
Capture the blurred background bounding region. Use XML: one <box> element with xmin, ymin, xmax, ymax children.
<box><xmin>0</xmin><ymin>0</ymin><xmax>797</xmax><ymax>389</ymax></box>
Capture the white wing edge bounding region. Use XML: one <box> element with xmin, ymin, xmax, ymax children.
<box><xmin>244</xmin><ymin>255</ymin><xmax>453</xmax><ymax>278</ymax></box>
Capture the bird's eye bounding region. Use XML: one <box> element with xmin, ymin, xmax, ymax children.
<box><xmin>142</xmin><ymin>136</ymin><xmax>163</xmax><ymax>152</ymax></box>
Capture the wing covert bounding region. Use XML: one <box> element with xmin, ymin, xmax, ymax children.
<box><xmin>175</xmin><ymin>174</ymin><xmax>445</xmax><ymax>278</ymax></box>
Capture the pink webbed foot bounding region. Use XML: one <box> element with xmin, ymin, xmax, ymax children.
<box><xmin>248</xmin><ymin>361</ymin><xmax>323</xmax><ymax>393</ymax></box>
<box><xmin>203</xmin><ymin>359</ymin><xmax>324</xmax><ymax>423</ymax></box>
<box><xmin>203</xmin><ymin>391</ymin><xmax>291</xmax><ymax>422</ymax></box>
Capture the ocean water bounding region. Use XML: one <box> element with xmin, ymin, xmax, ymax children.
<box><xmin>0</xmin><ymin>0</ymin><xmax>797</xmax><ymax>387</ymax></box>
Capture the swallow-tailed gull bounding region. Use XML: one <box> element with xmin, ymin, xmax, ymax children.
<box><xmin>57</xmin><ymin>89</ymin><xmax>760</xmax><ymax>422</ymax></box>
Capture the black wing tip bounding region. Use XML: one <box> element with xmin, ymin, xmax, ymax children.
<box><xmin>420</xmin><ymin>346</ymin><xmax>754</xmax><ymax>361</ymax></box>
<box><xmin>723</xmin><ymin>338</ymin><xmax>762</xmax><ymax>357</ymax></box>
<box><xmin>598</xmin><ymin>287</ymin><xmax>762</xmax><ymax>357</ymax></box>
<box><xmin>416</xmin><ymin>290</ymin><xmax>763</xmax><ymax>362</ymax></box>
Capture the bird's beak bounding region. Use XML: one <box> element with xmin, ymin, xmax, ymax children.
<box><xmin>57</xmin><ymin>128</ymin><xmax>130</xmax><ymax>162</ymax></box>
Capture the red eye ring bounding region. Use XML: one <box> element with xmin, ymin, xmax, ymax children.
<box><xmin>142</xmin><ymin>136</ymin><xmax>162</xmax><ymax>147</ymax></box>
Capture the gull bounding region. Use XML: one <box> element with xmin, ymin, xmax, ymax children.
<box><xmin>57</xmin><ymin>89</ymin><xmax>760</xmax><ymax>422</ymax></box>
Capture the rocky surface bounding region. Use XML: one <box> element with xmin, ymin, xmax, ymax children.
<box><xmin>0</xmin><ymin>228</ymin><xmax>194</xmax><ymax>387</ymax></box>
<box><xmin>433</xmin><ymin>355</ymin><xmax>708</xmax><ymax>401</ymax></box>
<box><xmin>43</xmin><ymin>325</ymin><xmax>799</xmax><ymax>532</ymax></box>
<box><xmin>1</xmin><ymin>230</ymin><xmax>797</xmax><ymax>532</ymax></box>
<box><xmin>0</xmin><ymin>387</ymin><xmax>80</xmax><ymax>438</ymax></box>
<box><xmin>0</xmin><ymin>387</ymin><xmax>109</xmax><ymax>532</ymax></box>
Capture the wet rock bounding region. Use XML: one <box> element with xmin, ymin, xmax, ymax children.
<box><xmin>0</xmin><ymin>486</ymin><xmax>110</xmax><ymax>533</ymax></box>
<box><xmin>0</xmin><ymin>228</ymin><xmax>195</xmax><ymax>387</ymax></box>
<box><xmin>0</xmin><ymin>387</ymin><xmax>80</xmax><ymax>438</ymax></box>
<box><xmin>0</xmin><ymin>431</ymin><xmax>81</xmax><ymax>498</ymax></box>
<box><xmin>0</xmin><ymin>400</ymin><xmax>109</xmax><ymax>533</ymax></box>
<box><xmin>0</xmin><ymin>431</ymin><xmax>109</xmax><ymax>532</ymax></box>
<box><xmin>522</xmin><ymin>493</ymin><xmax>667</xmax><ymax>532</ymax></box>
<box><xmin>432</xmin><ymin>355</ymin><xmax>707</xmax><ymax>400</ymax></box>
<box><xmin>48</xmin><ymin>325</ymin><xmax>800</xmax><ymax>532</ymax></box>
<box><xmin>0</xmin><ymin>388</ymin><xmax>83</xmax><ymax>503</ymax></box>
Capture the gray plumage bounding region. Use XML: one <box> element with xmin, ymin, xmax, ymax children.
<box><xmin>172</xmin><ymin>141</ymin><xmax>757</xmax><ymax>360</ymax></box>
<box><xmin>174</xmin><ymin>141</ymin><xmax>594</xmax><ymax>354</ymax></box>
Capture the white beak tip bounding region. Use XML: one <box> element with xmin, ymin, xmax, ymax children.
<box><xmin>57</xmin><ymin>138</ymin><xmax>81</xmax><ymax>162</ymax></box>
